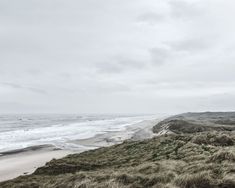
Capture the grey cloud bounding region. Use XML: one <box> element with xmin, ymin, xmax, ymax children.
<box><xmin>149</xmin><ymin>47</ymin><xmax>171</xmax><ymax>65</ymax></box>
<box><xmin>97</xmin><ymin>62</ymin><xmax>124</xmax><ymax>74</ymax></box>
<box><xmin>1</xmin><ymin>82</ymin><xmax>47</xmax><ymax>94</ymax></box>
<box><xmin>137</xmin><ymin>12</ymin><xmax>165</xmax><ymax>24</ymax></box>
<box><xmin>96</xmin><ymin>55</ymin><xmax>147</xmax><ymax>74</ymax></box>
<box><xmin>136</xmin><ymin>0</ymin><xmax>203</xmax><ymax>25</ymax></box>
<box><xmin>149</xmin><ymin>38</ymin><xmax>213</xmax><ymax>66</ymax></box>
<box><xmin>0</xmin><ymin>35</ymin><xmax>44</xmax><ymax>54</ymax></box>
<box><xmin>169</xmin><ymin>0</ymin><xmax>204</xmax><ymax>20</ymax></box>
<box><xmin>165</xmin><ymin>38</ymin><xmax>212</xmax><ymax>52</ymax></box>
<box><xmin>93</xmin><ymin>82</ymin><xmax>131</xmax><ymax>93</ymax></box>
<box><xmin>26</xmin><ymin>69</ymin><xmax>42</xmax><ymax>76</ymax></box>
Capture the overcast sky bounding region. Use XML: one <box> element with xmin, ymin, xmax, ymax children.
<box><xmin>1</xmin><ymin>0</ymin><xmax>235</xmax><ymax>114</ymax></box>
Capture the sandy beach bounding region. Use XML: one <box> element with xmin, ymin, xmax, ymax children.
<box><xmin>0</xmin><ymin>118</ymin><xmax>160</xmax><ymax>182</ymax></box>
<box><xmin>0</xmin><ymin>146</ymin><xmax>73</xmax><ymax>182</ymax></box>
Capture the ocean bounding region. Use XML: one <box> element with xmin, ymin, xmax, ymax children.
<box><xmin>0</xmin><ymin>114</ymin><xmax>157</xmax><ymax>153</ymax></box>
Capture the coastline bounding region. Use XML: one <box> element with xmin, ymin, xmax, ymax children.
<box><xmin>0</xmin><ymin>118</ymin><xmax>160</xmax><ymax>182</ymax></box>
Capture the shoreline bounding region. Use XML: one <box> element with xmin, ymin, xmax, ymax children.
<box><xmin>0</xmin><ymin>118</ymin><xmax>160</xmax><ymax>182</ymax></box>
<box><xmin>0</xmin><ymin>144</ymin><xmax>58</xmax><ymax>157</ymax></box>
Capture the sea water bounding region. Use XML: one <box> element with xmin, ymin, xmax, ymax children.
<box><xmin>0</xmin><ymin>114</ymin><xmax>157</xmax><ymax>153</ymax></box>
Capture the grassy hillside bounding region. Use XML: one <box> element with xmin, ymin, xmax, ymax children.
<box><xmin>153</xmin><ymin>112</ymin><xmax>235</xmax><ymax>134</ymax></box>
<box><xmin>1</xmin><ymin>112</ymin><xmax>235</xmax><ymax>188</ymax></box>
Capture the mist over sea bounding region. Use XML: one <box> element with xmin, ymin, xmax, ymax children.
<box><xmin>0</xmin><ymin>114</ymin><xmax>158</xmax><ymax>153</ymax></box>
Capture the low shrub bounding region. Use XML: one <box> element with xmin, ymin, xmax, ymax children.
<box><xmin>174</xmin><ymin>172</ymin><xmax>215</xmax><ymax>188</ymax></box>
<box><xmin>209</xmin><ymin>150</ymin><xmax>235</xmax><ymax>163</ymax></box>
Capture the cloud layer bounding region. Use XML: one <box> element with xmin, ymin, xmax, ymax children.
<box><xmin>0</xmin><ymin>0</ymin><xmax>235</xmax><ymax>114</ymax></box>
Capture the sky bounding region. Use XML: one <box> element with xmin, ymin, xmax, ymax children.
<box><xmin>1</xmin><ymin>0</ymin><xmax>235</xmax><ymax>114</ymax></box>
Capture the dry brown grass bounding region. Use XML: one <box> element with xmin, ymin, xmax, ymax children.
<box><xmin>209</xmin><ymin>150</ymin><xmax>235</xmax><ymax>163</ymax></box>
<box><xmin>174</xmin><ymin>172</ymin><xmax>214</xmax><ymax>188</ymax></box>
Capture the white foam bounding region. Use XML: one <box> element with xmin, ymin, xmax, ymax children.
<box><xmin>0</xmin><ymin>114</ymin><xmax>157</xmax><ymax>152</ymax></box>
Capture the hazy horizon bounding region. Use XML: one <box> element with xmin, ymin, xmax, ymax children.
<box><xmin>1</xmin><ymin>0</ymin><xmax>235</xmax><ymax>114</ymax></box>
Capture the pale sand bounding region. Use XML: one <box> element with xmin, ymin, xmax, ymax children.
<box><xmin>0</xmin><ymin>147</ymin><xmax>73</xmax><ymax>182</ymax></box>
<box><xmin>0</xmin><ymin>118</ymin><xmax>161</xmax><ymax>182</ymax></box>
